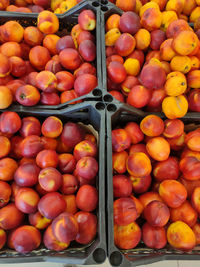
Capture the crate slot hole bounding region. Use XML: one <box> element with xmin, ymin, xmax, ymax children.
<box><xmin>95</xmin><ymin>102</ymin><xmax>105</xmax><ymax>110</ymax></box>
<box><xmin>92</xmin><ymin>1</ymin><xmax>100</xmax><ymax>6</ymax></box>
<box><xmin>107</xmin><ymin>104</ymin><xmax>117</xmax><ymax>112</ymax></box>
<box><xmin>110</xmin><ymin>251</ymin><xmax>123</xmax><ymax>266</ymax></box>
<box><xmin>101</xmin><ymin>0</ymin><xmax>108</xmax><ymax>4</ymax></box>
<box><xmin>93</xmin><ymin>248</ymin><xmax>106</xmax><ymax>263</ymax></box>
<box><xmin>93</xmin><ymin>89</ymin><xmax>102</xmax><ymax>97</ymax></box>
<box><xmin>101</xmin><ymin>6</ymin><xmax>108</xmax><ymax>11</ymax></box>
<box><xmin>104</xmin><ymin>94</ymin><xmax>113</xmax><ymax>102</ymax></box>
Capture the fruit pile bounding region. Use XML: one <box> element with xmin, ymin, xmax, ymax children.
<box><xmin>0</xmin><ymin>111</ymin><xmax>98</xmax><ymax>253</ymax></box>
<box><xmin>112</xmin><ymin>115</ymin><xmax>200</xmax><ymax>251</ymax></box>
<box><xmin>105</xmin><ymin>4</ymin><xmax>200</xmax><ymax>119</ymax></box>
<box><xmin>0</xmin><ymin>9</ymin><xmax>97</xmax><ymax>109</ymax></box>
<box><xmin>0</xmin><ymin>0</ymin><xmax>82</xmax><ymax>14</ymax></box>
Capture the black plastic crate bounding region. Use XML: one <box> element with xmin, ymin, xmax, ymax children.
<box><xmin>106</xmin><ymin>102</ymin><xmax>200</xmax><ymax>267</ymax></box>
<box><xmin>0</xmin><ymin>0</ymin><xmax>103</xmax><ymax>110</ymax></box>
<box><xmin>0</xmin><ymin>101</ymin><xmax>106</xmax><ymax>265</ymax></box>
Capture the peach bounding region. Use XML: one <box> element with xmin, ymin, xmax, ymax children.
<box><xmin>0</xmin><ymin>158</ymin><xmax>18</xmax><ymax>181</ymax></box>
<box><xmin>76</xmin><ymin>184</ymin><xmax>98</xmax><ymax>212</ymax></box>
<box><xmin>124</xmin><ymin>122</ymin><xmax>144</xmax><ymax>145</ymax></box>
<box><xmin>74</xmin><ymin>73</ymin><xmax>97</xmax><ymax>96</ymax></box>
<box><xmin>0</xmin><ymin>203</ymin><xmax>24</xmax><ymax>230</ymax></box>
<box><xmin>16</xmin><ymin>84</ymin><xmax>40</xmax><ymax>106</ymax></box>
<box><xmin>29</xmin><ymin>46</ymin><xmax>51</xmax><ymax>70</ymax></box>
<box><xmin>107</xmin><ymin>61</ymin><xmax>127</xmax><ymax>84</ymax></box>
<box><xmin>170</xmin><ymin>55</ymin><xmax>191</xmax><ymax>74</ymax></box>
<box><xmin>43</xmin><ymin>34</ymin><xmax>60</xmax><ymax>55</ymax></box>
<box><xmin>58</xmin><ymin>153</ymin><xmax>76</xmax><ymax>174</ymax></box>
<box><xmin>110</xmin><ymin>91</ymin><xmax>124</xmax><ymax>102</ymax></box>
<box><xmin>139</xmin><ymin>2</ymin><xmax>159</xmax><ymax>16</ymax></box>
<box><xmin>153</xmin><ymin>157</ymin><xmax>179</xmax><ymax>181</ymax></box>
<box><xmin>20</xmin><ymin>117</ymin><xmax>41</xmax><ymax>137</ymax></box>
<box><xmin>116</xmin><ymin>0</ymin><xmax>136</xmax><ymax>11</ymax></box>
<box><xmin>1</xmin><ymin>21</ymin><xmax>24</xmax><ymax>43</ymax></box>
<box><xmin>0</xmin><ymin>75</ymin><xmax>13</xmax><ymax>86</ymax></box>
<box><xmin>38</xmin><ymin>192</ymin><xmax>66</xmax><ymax>219</ymax></box>
<box><xmin>78</xmin><ymin>10</ymin><xmax>96</xmax><ymax>31</ymax></box>
<box><xmin>75</xmin><ymin>156</ymin><xmax>98</xmax><ymax>180</ymax></box>
<box><xmin>15</xmin><ymin>187</ymin><xmax>40</xmax><ymax>214</ymax></box>
<box><xmin>77</xmin><ymin>30</ymin><xmax>95</xmax><ymax>45</ymax></box>
<box><xmin>167</xmin><ymin>221</ymin><xmax>196</xmax><ymax>251</ymax></box>
<box><xmin>188</xmin><ymin>89</ymin><xmax>200</xmax><ymax>112</ymax></box>
<box><xmin>106</xmin><ymin>14</ymin><xmax>120</xmax><ymax>32</ymax></box>
<box><xmin>79</xmin><ymin>40</ymin><xmax>96</xmax><ymax>62</ymax></box>
<box><xmin>187</xmin><ymin>70</ymin><xmax>200</xmax><ymax>88</ymax></box>
<box><xmin>63</xmin><ymin>194</ymin><xmax>77</xmax><ymax>214</ymax></box>
<box><xmin>192</xmin><ymin>223</ymin><xmax>200</xmax><ymax>245</ymax></box>
<box><xmin>0</xmin><ymin>111</ymin><xmax>21</xmax><ymax>134</ymax></box>
<box><xmin>114</xmin><ymin>197</ymin><xmax>137</xmax><ymax>226</ymax></box>
<box><xmin>0</xmin><ymin>136</ymin><xmax>10</xmax><ymax>158</ymax></box>
<box><xmin>113</xmin><ymin>175</ymin><xmax>132</xmax><ymax>198</ymax></box>
<box><xmin>128</xmin><ymin>49</ymin><xmax>144</xmax><ymax>66</ymax></box>
<box><xmin>12</xmin><ymin>225</ymin><xmax>41</xmax><ymax>253</ymax></box>
<box><xmin>45</xmin><ymin>59</ymin><xmax>63</xmax><ymax>74</ymax></box>
<box><xmin>185</xmin><ymin>129</ymin><xmax>200</xmax><ymax>152</ymax></box>
<box><xmin>61</xmin><ymin>122</ymin><xmax>85</xmax><ymax>148</ymax></box>
<box><xmin>27</xmin><ymin>72</ymin><xmax>38</xmax><ymax>87</ymax></box>
<box><xmin>141</xmin><ymin>8</ymin><xmax>162</xmax><ymax>32</ymax></box>
<box><xmin>135</xmin><ymin>28</ymin><xmax>151</xmax><ymax>50</ymax></box>
<box><xmin>150</xmin><ymin>30</ymin><xmax>166</xmax><ymax>50</ymax></box>
<box><xmin>60</xmin><ymin>90</ymin><xmax>79</xmax><ymax>104</ymax></box>
<box><xmin>162</xmin><ymin>95</ymin><xmax>188</xmax><ymax>119</ymax></box>
<box><xmin>24</xmin><ymin>26</ymin><xmax>43</xmax><ymax>47</ymax></box>
<box><xmin>114</xmin><ymin>222</ymin><xmax>141</xmax><ymax>249</ymax></box>
<box><xmin>106</xmin><ymin>55</ymin><xmax>124</xmax><ymax>66</ymax></box>
<box><xmin>144</xmin><ymin>200</ymin><xmax>170</xmax><ymax>227</ymax></box>
<box><xmin>36</xmin><ymin>71</ymin><xmax>57</xmax><ymax>93</ymax></box>
<box><xmin>130</xmin><ymin>195</ymin><xmax>143</xmax><ymax>217</ymax></box>
<box><xmin>130</xmin><ymin>175</ymin><xmax>151</xmax><ymax>194</ymax></box>
<box><xmin>74</xmin><ymin>140</ymin><xmax>97</xmax><ymax>161</ymax></box>
<box><xmin>191</xmin><ymin>187</ymin><xmax>200</xmax><ymax>214</ymax></box>
<box><xmin>59</xmin><ymin>48</ymin><xmax>81</xmax><ymax>70</ymax></box>
<box><xmin>42</xmin><ymin>116</ymin><xmax>63</xmax><ymax>138</ymax></box>
<box><xmin>14</xmin><ymin>163</ymin><xmax>40</xmax><ymax>187</ymax></box>
<box><xmin>159</xmin><ymin>180</ymin><xmax>187</xmax><ymax>208</ymax></box>
<box><xmin>163</xmin><ymin>119</ymin><xmax>184</xmax><ymax>139</ymax></box>
<box><xmin>160</xmin><ymin>11</ymin><xmax>178</xmax><ymax>32</ymax></box>
<box><xmin>71</xmin><ymin>24</ymin><xmax>83</xmax><ymax>46</ymax></box>
<box><xmin>166</xmin><ymin>0</ymin><xmax>185</xmax><ymax>14</ymax></box>
<box><xmin>74</xmin><ymin>62</ymin><xmax>96</xmax><ymax>77</ymax></box>
<box><xmin>112</xmin><ymin>129</ymin><xmax>131</xmax><ymax>152</ymax></box>
<box><xmin>1</xmin><ymin>42</ymin><xmax>22</xmax><ymax>58</ymax></box>
<box><xmin>147</xmin><ymin>88</ymin><xmax>166</xmax><ymax>110</ymax></box>
<box><xmin>43</xmin><ymin>224</ymin><xmax>69</xmax><ymax>251</ymax></box>
<box><xmin>165</xmin><ymin>74</ymin><xmax>187</xmax><ymax>97</ymax></box>
<box><xmin>0</xmin><ymin>0</ymin><xmax>9</xmax><ymax>10</ymax></box>
<box><xmin>56</xmin><ymin>138</ymin><xmax>73</xmax><ymax>153</ymax></box>
<box><xmin>38</xmin><ymin>167</ymin><xmax>62</xmax><ymax>192</ymax></box>
<box><xmin>119</xmin><ymin>11</ymin><xmax>141</xmax><ymax>35</ymax></box>
<box><xmin>180</xmin><ymin>156</ymin><xmax>200</xmax><ymax>180</ymax></box>
<box><xmin>139</xmin><ymin>191</ymin><xmax>163</xmax><ymax>208</ymax></box>
<box><xmin>140</xmin><ymin>115</ymin><xmax>164</xmax><ymax>137</ymax></box>
<box><xmin>190</xmin><ymin>7</ymin><xmax>200</xmax><ymax>23</ymax></box>
<box><xmin>20</xmin><ymin>43</ymin><xmax>31</xmax><ymax>60</ymax></box>
<box><xmin>29</xmin><ymin>211</ymin><xmax>51</xmax><ymax>230</ymax></box>
<box><xmin>35</xmin><ymin>182</ymin><xmax>48</xmax><ymax>196</ymax></box>
<box><xmin>40</xmin><ymin>92</ymin><xmax>60</xmax><ymax>105</ymax></box>
<box><xmin>173</xmin><ymin>31</ymin><xmax>199</xmax><ymax>56</ymax></box>
<box><xmin>190</xmin><ymin>56</ymin><xmax>200</xmax><ymax>70</ymax></box>
<box><xmin>113</xmin><ymin>151</ymin><xmax>128</xmax><ymax>174</ymax></box>
<box><xmin>0</xmin><ymin>181</ymin><xmax>11</xmax><ymax>208</ymax></box>
<box><xmin>146</xmin><ymin>137</ymin><xmax>170</xmax><ymax>161</ymax></box>
<box><xmin>142</xmin><ymin>222</ymin><xmax>167</xmax><ymax>249</ymax></box>
<box><xmin>36</xmin><ymin>150</ymin><xmax>58</xmax><ymax>169</ymax></box>
<box><xmin>20</xmin><ymin>135</ymin><xmax>43</xmax><ymax>158</ymax></box>
<box><xmin>0</xmin><ymin>54</ymin><xmax>11</xmax><ymax>78</ymax></box>
<box><xmin>6</xmin><ymin>80</ymin><xmax>25</xmax><ymax>101</ymax></box>
<box><xmin>166</xmin><ymin>19</ymin><xmax>190</xmax><ymax>39</ymax></box>
<box><xmin>124</xmin><ymin>58</ymin><xmax>140</xmax><ymax>76</ymax></box>
<box><xmin>37</xmin><ymin>11</ymin><xmax>59</xmax><ymax>34</ymax></box>
<box><xmin>10</xmin><ymin>136</ymin><xmax>22</xmax><ymax>158</ymax></box>
<box><xmin>114</xmin><ymin>33</ymin><xmax>135</xmax><ymax>57</ymax></box>
<box><xmin>9</xmin><ymin>56</ymin><xmax>26</xmax><ymax>77</ymax></box>
<box><xmin>19</xmin><ymin>158</ymin><xmax>36</xmax><ymax>165</ymax></box>
<box><xmin>127</xmin><ymin>152</ymin><xmax>152</xmax><ymax>177</ymax></box>
<box><xmin>55</xmin><ymin>71</ymin><xmax>74</xmax><ymax>92</ymax></box>
<box><xmin>75</xmin><ymin>211</ymin><xmax>97</xmax><ymax>244</ymax></box>
<box><xmin>170</xmin><ymin>200</ymin><xmax>197</xmax><ymax>227</ymax></box>
<box><xmin>52</xmin><ymin>212</ymin><xmax>78</xmax><ymax>243</ymax></box>
<box><xmin>160</xmin><ymin>39</ymin><xmax>176</xmax><ymax>61</ymax></box>
<box><xmin>129</xmin><ymin>144</ymin><xmax>149</xmax><ymax>157</ymax></box>
<box><xmin>167</xmin><ymin>132</ymin><xmax>186</xmax><ymax>151</ymax></box>
<box><xmin>140</xmin><ymin>63</ymin><xmax>166</xmax><ymax>90</ymax></box>
<box><xmin>41</xmin><ymin>137</ymin><xmax>57</xmax><ymax>151</ymax></box>
<box><xmin>61</xmin><ymin>174</ymin><xmax>78</xmax><ymax>195</ymax></box>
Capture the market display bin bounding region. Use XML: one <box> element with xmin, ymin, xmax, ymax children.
<box><xmin>106</xmin><ymin>101</ymin><xmax>200</xmax><ymax>267</ymax></box>
<box><xmin>0</xmin><ymin>0</ymin><xmax>103</xmax><ymax>110</ymax></box>
<box><xmin>0</xmin><ymin>101</ymin><xmax>106</xmax><ymax>265</ymax></box>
